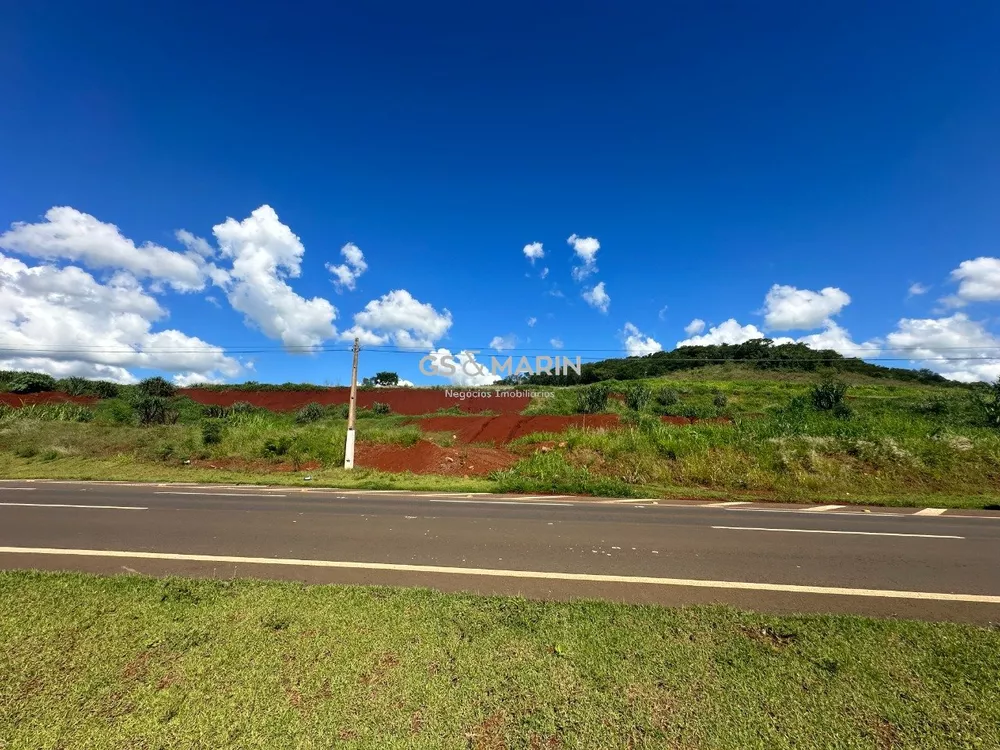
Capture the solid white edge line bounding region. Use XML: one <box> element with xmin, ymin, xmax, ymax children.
<box><xmin>915</xmin><ymin>508</ymin><xmax>947</xmax><ymax>516</ymax></box>
<box><xmin>153</xmin><ymin>492</ymin><xmax>287</xmax><ymax>498</ymax></box>
<box><xmin>0</xmin><ymin>546</ymin><xmax>996</xmax><ymax>603</ymax></box>
<box><xmin>711</xmin><ymin>526</ymin><xmax>963</xmax><ymax>539</ymax></box>
<box><xmin>0</xmin><ymin>503</ymin><xmax>147</xmax><ymax>511</ymax></box>
<box><xmin>0</xmin><ymin>487</ymin><xmax>36</xmax><ymax>491</ymax></box>
<box><xmin>708</xmin><ymin>501</ymin><xmax>752</xmax><ymax>507</ymax></box>
<box><xmin>805</xmin><ymin>505</ymin><xmax>845</xmax><ymax>512</ymax></box>
<box><xmin>428</xmin><ymin>499</ymin><xmax>573</xmax><ymax>507</ymax></box>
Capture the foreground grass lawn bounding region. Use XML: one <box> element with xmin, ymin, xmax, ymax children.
<box><xmin>1</xmin><ymin>572</ymin><xmax>998</xmax><ymax>749</ymax></box>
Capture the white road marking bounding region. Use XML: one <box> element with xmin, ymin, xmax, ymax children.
<box><xmin>153</xmin><ymin>492</ymin><xmax>287</xmax><ymax>498</ymax></box>
<box><xmin>915</xmin><ymin>508</ymin><xmax>947</xmax><ymax>516</ymax></box>
<box><xmin>805</xmin><ymin>505</ymin><xmax>845</xmax><ymax>512</ymax></box>
<box><xmin>0</xmin><ymin>546</ymin><xmax>996</xmax><ymax>603</ymax></box>
<box><xmin>712</xmin><ymin>526</ymin><xmax>963</xmax><ymax>539</ymax></box>
<box><xmin>428</xmin><ymin>499</ymin><xmax>573</xmax><ymax>507</ymax></box>
<box><xmin>0</xmin><ymin>487</ymin><xmax>36</xmax><ymax>491</ymax></box>
<box><xmin>0</xmin><ymin>503</ymin><xmax>147</xmax><ymax>511</ymax></box>
<box><xmin>708</xmin><ymin>501</ymin><xmax>752</xmax><ymax>507</ymax></box>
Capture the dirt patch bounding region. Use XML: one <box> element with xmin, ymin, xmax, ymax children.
<box><xmin>180</xmin><ymin>387</ymin><xmax>532</xmax><ymax>415</ymax></box>
<box><xmin>414</xmin><ymin>414</ymin><xmax>622</xmax><ymax>444</ymax></box>
<box><xmin>0</xmin><ymin>392</ymin><xmax>97</xmax><ymax>407</ymax></box>
<box><xmin>356</xmin><ymin>441</ymin><xmax>518</xmax><ymax>476</ymax></box>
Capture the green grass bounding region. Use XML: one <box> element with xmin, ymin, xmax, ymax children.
<box><xmin>1</xmin><ymin>571</ymin><xmax>998</xmax><ymax>749</ymax></box>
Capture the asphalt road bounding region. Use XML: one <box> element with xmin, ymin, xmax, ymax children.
<box><xmin>1</xmin><ymin>481</ymin><xmax>999</xmax><ymax>623</ymax></box>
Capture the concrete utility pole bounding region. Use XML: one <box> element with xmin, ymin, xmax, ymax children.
<box><xmin>344</xmin><ymin>337</ymin><xmax>360</xmax><ymax>469</ymax></box>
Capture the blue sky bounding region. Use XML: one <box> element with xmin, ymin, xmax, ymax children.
<box><xmin>2</xmin><ymin>2</ymin><xmax>1000</xmax><ymax>385</ymax></box>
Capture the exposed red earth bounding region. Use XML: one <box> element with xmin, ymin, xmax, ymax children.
<box><xmin>355</xmin><ymin>441</ymin><xmax>518</xmax><ymax>476</ymax></box>
<box><xmin>0</xmin><ymin>393</ymin><xmax>97</xmax><ymax>407</ymax></box>
<box><xmin>179</xmin><ymin>387</ymin><xmax>532</xmax><ymax>415</ymax></box>
<box><xmin>414</xmin><ymin>414</ymin><xmax>622</xmax><ymax>444</ymax></box>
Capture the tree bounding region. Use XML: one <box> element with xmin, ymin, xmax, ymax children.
<box><xmin>365</xmin><ymin>371</ymin><xmax>399</xmax><ymax>387</ymax></box>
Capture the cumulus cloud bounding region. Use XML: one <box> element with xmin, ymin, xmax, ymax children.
<box><xmin>568</xmin><ymin>234</ymin><xmax>600</xmax><ymax>281</ymax></box>
<box><xmin>684</xmin><ymin>318</ymin><xmax>706</xmax><ymax>336</ymax></box>
<box><xmin>550</xmin><ymin>338</ymin><xmax>564</xmax><ymax>349</ymax></box>
<box><xmin>423</xmin><ymin>348</ymin><xmax>501</xmax><ymax>386</ymax></box>
<box><xmin>540</xmin><ymin>267</ymin><xmax>549</xmax><ymax>279</ymax></box>
<box><xmin>908</xmin><ymin>282</ymin><xmax>929</xmax><ymax>297</ymax></box>
<box><xmin>212</xmin><ymin>205</ymin><xmax>338</xmax><ymax>350</ymax></box>
<box><xmin>677</xmin><ymin>319</ymin><xmax>772</xmax><ymax>347</ymax></box>
<box><xmin>0</xmin><ymin>252</ymin><xmax>240</xmax><ymax>383</ymax></box>
<box><xmin>582</xmin><ymin>281</ymin><xmax>610</xmax><ymax>313</ymax></box>
<box><xmin>175</xmin><ymin>230</ymin><xmax>215</xmax><ymax>259</ymax></box>
<box><xmin>950</xmin><ymin>257</ymin><xmax>1000</xmax><ymax>304</ymax></box>
<box><xmin>762</xmin><ymin>284</ymin><xmax>851</xmax><ymax>330</ymax></box>
<box><xmin>623</xmin><ymin>323</ymin><xmax>662</xmax><ymax>357</ymax></box>
<box><xmin>797</xmin><ymin>323</ymin><xmax>881</xmax><ymax>358</ymax></box>
<box><xmin>326</xmin><ymin>242</ymin><xmax>367</xmax><ymax>292</ymax></box>
<box><xmin>0</xmin><ymin>207</ymin><xmax>209</xmax><ymax>292</ymax></box>
<box><xmin>342</xmin><ymin>289</ymin><xmax>452</xmax><ymax>349</ymax></box>
<box><xmin>526</xmin><ymin>317</ymin><xmax>537</xmax><ymax>328</ymax></box>
<box><xmin>886</xmin><ymin>313</ymin><xmax>1000</xmax><ymax>382</ymax></box>
<box><xmin>523</xmin><ymin>242</ymin><xmax>544</xmax><ymax>264</ymax></box>
<box><xmin>490</xmin><ymin>334</ymin><xmax>517</xmax><ymax>352</ymax></box>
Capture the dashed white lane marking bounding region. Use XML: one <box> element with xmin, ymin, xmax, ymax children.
<box><xmin>708</xmin><ymin>501</ymin><xmax>752</xmax><ymax>507</ymax></box>
<box><xmin>805</xmin><ymin>505</ymin><xmax>845</xmax><ymax>512</ymax></box>
<box><xmin>0</xmin><ymin>546</ymin><xmax>996</xmax><ymax>604</ymax></box>
<box><xmin>0</xmin><ymin>487</ymin><xmax>36</xmax><ymax>491</ymax></box>
<box><xmin>0</xmin><ymin>503</ymin><xmax>147</xmax><ymax>511</ymax></box>
<box><xmin>428</xmin><ymin>499</ymin><xmax>573</xmax><ymax>507</ymax></box>
<box><xmin>712</xmin><ymin>526</ymin><xmax>963</xmax><ymax>540</ymax></box>
<box><xmin>915</xmin><ymin>508</ymin><xmax>947</xmax><ymax>516</ymax></box>
<box><xmin>153</xmin><ymin>492</ymin><xmax>287</xmax><ymax>498</ymax></box>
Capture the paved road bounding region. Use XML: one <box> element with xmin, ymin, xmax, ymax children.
<box><xmin>1</xmin><ymin>480</ymin><xmax>999</xmax><ymax>623</ymax></box>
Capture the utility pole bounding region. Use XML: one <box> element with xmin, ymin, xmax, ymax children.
<box><xmin>344</xmin><ymin>337</ymin><xmax>360</xmax><ymax>469</ymax></box>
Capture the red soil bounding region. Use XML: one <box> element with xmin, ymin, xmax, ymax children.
<box><xmin>414</xmin><ymin>414</ymin><xmax>623</xmax><ymax>445</ymax></box>
<box><xmin>179</xmin><ymin>387</ymin><xmax>532</xmax><ymax>415</ymax></box>
<box><xmin>0</xmin><ymin>392</ymin><xmax>97</xmax><ymax>407</ymax></box>
<box><xmin>356</xmin><ymin>441</ymin><xmax>518</xmax><ymax>476</ymax></box>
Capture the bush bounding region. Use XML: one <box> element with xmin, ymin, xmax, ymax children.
<box><xmin>974</xmin><ymin>378</ymin><xmax>1000</xmax><ymax>430</ymax></box>
<box><xmin>576</xmin><ymin>384</ymin><xmax>610</xmax><ymax>414</ymax></box>
<box><xmin>654</xmin><ymin>387</ymin><xmax>680</xmax><ymax>407</ymax></box>
<box><xmin>624</xmin><ymin>383</ymin><xmax>652</xmax><ymax>412</ymax></box>
<box><xmin>7</xmin><ymin>372</ymin><xmax>57</xmax><ymax>394</ymax></box>
<box><xmin>262</xmin><ymin>436</ymin><xmax>294</xmax><ymax>458</ymax></box>
<box><xmin>329</xmin><ymin>403</ymin><xmax>350</xmax><ymax>419</ymax></box>
<box><xmin>832</xmin><ymin>402</ymin><xmax>854</xmax><ymax>420</ymax></box>
<box><xmin>229</xmin><ymin>401</ymin><xmax>256</xmax><ymax>415</ymax></box>
<box><xmin>810</xmin><ymin>378</ymin><xmax>848</xmax><ymax>411</ymax></box>
<box><xmin>56</xmin><ymin>376</ymin><xmax>120</xmax><ymax>399</ymax></box>
<box><xmin>201</xmin><ymin>404</ymin><xmax>230</xmax><ymax>419</ymax></box>
<box><xmin>133</xmin><ymin>396</ymin><xmax>176</xmax><ymax>425</ymax></box>
<box><xmin>201</xmin><ymin>419</ymin><xmax>223</xmax><ymax>445</ymax></box>
<box><xmin>295</xmin><ymin>402</ymin><xmax>325</xmax><ymax>424</ymax></box>
<box><xmin>137</xmin><ymin>376</ymin><xmax>176</xmax><ymax>398</ymax></box>
<box><xmin>712</xmin><ymin>392</ymin><xmax>728</xmax><ymax>409</ymax></box>
<box><xmin>371</xmin><ymin>401</ymin><xmax>392</xmax><ymax>416</ymax></box>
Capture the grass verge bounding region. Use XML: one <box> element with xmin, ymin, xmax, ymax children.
<box><xmin>2</xmin><ymin>572</ymin><xmax>998</xmax><ymax>749</ymax></box>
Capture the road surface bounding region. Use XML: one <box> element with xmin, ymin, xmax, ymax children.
<box><xmin>1</xmin><ymin>480</ymin><xmax>998</xmax><ymax>623</ymax></box>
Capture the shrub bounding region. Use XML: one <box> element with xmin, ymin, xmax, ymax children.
<box><xmin>262</xmin><ymin>436</ymin><xmax>294</xmax><ymax>458</ymax></box>
<box><xmin>229</xmin><ymin>401</ymin><xmax>256</xmax><ymax>415</ymax></box>
<box><xmin>329</xmin><ymin>403</ymin><xmax>350</xmax><ymax>419</ymax></box>
<box><xmin>713</xmin><ymin>392</ymin><xmax>728</xmax><ymax>408</ymax></box>
<box><xmin>371</xmin><ymin>401</ymin><xmax>392</xmax><ymax>416</ymax></box>
<box><xmin>576</xmin><ymin>384</ymin><xmax>610</xmax><ymax>414</ymax></box>
<box><xmin>56</xmin><ymin>376</ymin><xmax>120</xmax><ymax>398</ymax></box>
<box><xmin>133</xmin><ymin>396</ymin><xmax>176</xmax><ymax>425</ymax></box>
<box><xmin>201</xmin><ymin>419</ymin><xmax>223</xmax><ymax>445</ymax></box>
<box><xmin>832</xmin><ymin>402</ymin><xmax>854</xmax><ymax>420</ymax></box>
<box><xmin>654</xmin><ymin>387</ymin><xmax>679</xmax><ymax>407</ymax></box>
<box><xmin>624</xmin><ymin>383</ymin><xmax>652</xmax><ymax>412</ymax></box>
<box><xmin>810</xmin><ymin>378</ymin><xmax>848</xmax><ymax>411</ymax></box>
<box><xmin>137</xmin><ymin>376</ymin><xmax>177</xmax><ymax>398</ymax></box>
<box><xmin>974</xmin><ymin>378</ymin><xmax>1000</xmax><ymax>430</ymax></box>
<box><xmin>7</xmin><ymin>372</ymin><xmax>57</xmax><ymax>394</ymax></box>
<box><xmin>295</xmin><ymin>402</ymin><xmax>325</xmax><ymax>424</ymax></box>
<box><xmin>201</xmin><ymin>404</ymin><xmax>230</xmax><ymax>419</ymax></box>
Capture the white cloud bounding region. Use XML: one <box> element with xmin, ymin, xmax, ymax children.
<box><xmin>326</xmin><ymin>242</ymin><xmax>367</xmax><ymax>292</ymax></box>
<box><xmin>212</xmin><ymin>205</ymin><xmax>338</xmax><ymax>350</ymax></box>
<box><xmin>424</xmin><ymin>348</ymin><xmax>501</xmax><ymax>386</ymax></box>
<box><xmin>684</xmin><ymin>318</ymin><xmax>706</xmax><ymax>336</ymax></box>
<box><xmin>526</xmin><ymin>317</ymin><xmax>537</xmax><ymax>328</ymax></box>
<box><xmin>797</xmin><ymin>323</ymin><xmax>881</xmax><ymax>358</ymax></box>
<box><xmin>762</xmin><ymin>284</ymin><xmax>851</xmax><ymax>330</ymax></box>
<box><xmin>172</xmin><ymin>371</ymin><xmax>225</xmax><ymax>387</ymax></box>
<box><xmin>623</xmin><ymin>323</ymin><xmax>662</xmax><ymax>357</ymax></box>
<box><xmin>887</xmin><ymin>313</ymin><xmax>1000</xmax><ymax>382</ymax></box>
<box><xmin>950</xmin><ymin>257</ymin><xmax>1000</xmax><ymax>304</ymax></box>
<box><xmin>523</xmin><ymin>242</ymin><xmax>544</xmax><ymax>264</ymax></box>
<box><xmin>582</xmin><ymin>281</ymin><xmax>610</xmax><ymax>313</ymax></box>
<box><xmin>344</xmin><ymin>289</ymin><xmax>452</xmax><ymax>349</ymax></box>
<box><xmin>0</xmin><ymin>252</ymin><xmax>240</xmax><ymax>383</ymax></box>
<box><xmin>175</xmin><ymin>230</ymin><xmax>215</xmax><ymax>259</ymax></box>
<box><xmin>550</xmin><ymin>338</ymin><xmax>564</xmax><ymax>349</ymax></box>
<box><xmin>658</xmin><ymin>305</ymin><xmax>669</xmax><ymax>321</ymax></box>
<box><xmin>677</xmin><ymin>319</ymin><xmax>772</xmax><ymax>347</ymax></box>
<box><xmin>490</xmin><ymin>334</ymin><xmax>517</xmax><ymax>352</ymax></box>
<box><xmin>908</xmin><ymin>282</ymin><xmax>929</xmax><ymax>297</ymax></box>
<box><xmin>567</xmin><ymin>234</ymin><xmax>600</xmax><ymax>281</ymax></box>
<box><xmin>540</xmin><ymin>267</ymin><xmax>549</xmax><ymax>279</ymax></box>
<box><xmin>0</xmin><ymin>207</ymin><xmax>209</xmax><ymax>292</ymax></box>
